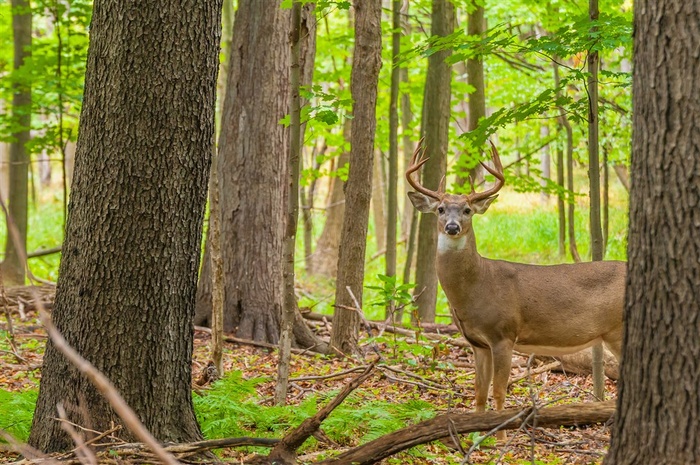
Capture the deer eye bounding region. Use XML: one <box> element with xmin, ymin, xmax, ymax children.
<box><xmin>437</xmin><ymin>206</ymin><xmax>445</xmax><ymax>214</ymax></box>
<box><xmin>464</xmin><ymin>208</ymin><xmax>472</xmax><ymax>215</ymax></box>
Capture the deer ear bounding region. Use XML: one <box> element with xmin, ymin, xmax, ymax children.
<box><xmin>472</xmin><ymin>194</ymin><xmax>498</xmax><ymax>215</ymax></box>
<box><xmin>408</xmin><ymin>191</ymin><xmax>440</xmax><ymax>214</ymax></box>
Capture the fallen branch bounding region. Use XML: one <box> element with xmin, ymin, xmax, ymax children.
<box><xmin>508</xmin><ymin>361</ymin><xmax>562</xmax><ymax>386</ymax></box>
<box><xmin>195</xmin><ymin>325</ymin><xmax>317</xmax><ymax>356</ymax></box>
<box><xmin>266</xmin><ymin>362</ymin><xmax>377</xmax><ymax>464</ymax></box>
<box><xmin>317</xmin><ymin>400</ymin><xmax>616</xmax><ymax>465</ymax></box>
<box><xmin>303</xmin><ymin>312</ymin><xmax>469</xmax><ymax>349</ymax></box>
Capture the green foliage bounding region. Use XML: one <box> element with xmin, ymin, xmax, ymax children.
<box><xmin>0</xmin><ymin>388</ymin><xmax>37</xmax><ymax>443</ymax></box>
<box><xmin>366</xmin><ymin>274</ymin><xmax>415</xmax><ymax>311</ymax></box>
<box><xmin>193</xmin><ymin>370</ymin><xmax>437</xmax><ymax>452</ymax></box>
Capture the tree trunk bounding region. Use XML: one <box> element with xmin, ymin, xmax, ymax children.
<box><xmin>385</xmin><ymin>0</ymin><xmax>400</xmax><ymax>321</ymax></box>
<box><xmin>2</xmin><ymin>0</ymin><xmax>32</xmax><ymax>286</ymax></box>
<box><xmin>413</xmin><ymin>0</ymin><xmax>454</xmax><ymax>323</ymax></box>
<box><xmin>28</xmin><ymin>0</ymin><xmax>221</xmax><ymax>452</ymax></box>
<box><xmin>310</xmin><ymin>126</ymin><xmax>350</xmax><ymax>278</ymax></box>
<box><xmin>556</xmin><ymin>138</ymin><xmax>566</xmax><ymax>257</ymax></box>
<box><xmin>329</xmin><ymin>0</ymin><xmax>382</xmax><ymax>356</ymax></box>
<box><xmin>214</xmin><ymin>1</ymin><xmax>291</xmax><ymax>342</ymax></box>
<box><xmin>554</xmin><ymin>60</ymin><xmax>581</xmax><ymax>263</ymax></box>
<box><xmin>371</xmin><ymin>150</ymin><xmax>386</xmax><ymax>254</ymax></box>
<box><xmin>276</xmin><ymin>0</ymin><xmax>303</xmax><ymax>405</ymax></box>
<box><xmin>299</xmin><ymin>6</ymin><xmax>318</xmax><ymax>276</ymax></box>
<box><xmin>459</xmin><ymin>2</ymin><xmax>485</xmax><ymax>186</ymax></box>
<box><xmin>605</xmin><ymin>1</ymin><xmax>700</xmax><ymax>463</ymax></box>
<box><xmin>540</xmin><ymin>124</ymin><xmax>551</xmax><ymax>203</ymax></box>
<box><xmin>587</xmin><ymin>0</ymin><xmax>605</xmax><ymax>401</ymax></box>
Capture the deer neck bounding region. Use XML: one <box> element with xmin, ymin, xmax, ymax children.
<box><xmin>436</xmin><ymin>227</ymin><xmax>482</xmax><ymax>273</ymax></box>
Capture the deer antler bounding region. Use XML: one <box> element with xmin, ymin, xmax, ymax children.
<box><xmin>405</xmin><ymin>137</ymin><xmax>443</xmax><ymax>200</ymax></box>
<box><xmin>468</xmin><ymin>140</ymin><xmax>505</xmax><ymax>202</ymax></box>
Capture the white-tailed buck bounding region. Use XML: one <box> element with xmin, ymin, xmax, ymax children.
<box><xmin>406</xmin><ymin>140</ymin><xmax>625</xmax><ymax>437</ymax></box>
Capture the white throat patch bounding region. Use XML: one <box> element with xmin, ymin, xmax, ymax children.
<box><xmin>438</xmin><ymin>234</ymin><xmax>467</xmax><ymax>253</ymax></box>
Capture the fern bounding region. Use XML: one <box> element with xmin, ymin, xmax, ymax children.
<box><xmin>0</xmin><ymin>388</ymin><xmax>38</xmax><ymax>443</ymax></box>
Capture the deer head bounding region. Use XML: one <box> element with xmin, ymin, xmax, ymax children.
<box><xmin>406</xmin><ymin>139</ymin><xmax>505</xmax><ymax>239</ymax></box>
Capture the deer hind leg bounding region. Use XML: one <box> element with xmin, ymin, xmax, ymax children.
<box><xmin>491</xmin><ymin>340</ymin><xmax>515</xmax><ymax>440</ymax></box>
<box><xmin>602</xmin><ymin>330</ymin><xmax>623</xmax><ymax>362</ymax></box>
<box><xmin>472</xmin><ymin>346</ymin><xmax>492</xmax><ymax>413</ymax></box>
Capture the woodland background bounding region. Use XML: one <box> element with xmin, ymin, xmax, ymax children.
<box><xmin>2</xmin><ymin>0</ymin><xmax>696</xmax><ymax>464</ymax></box>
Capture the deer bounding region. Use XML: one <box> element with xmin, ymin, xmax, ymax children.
<box><xmin>406</xmin><ymin>140</ymin><xmax>625</xmax><ymax>438</ymax></box>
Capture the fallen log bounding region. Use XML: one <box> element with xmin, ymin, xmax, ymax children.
<box><xmin>317</xmin><ymin>400</ymin><xmax>616</xmax><ymax>465</ymax></box>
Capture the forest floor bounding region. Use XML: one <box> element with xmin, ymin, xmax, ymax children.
<box><xmin>1</xmin><ymin>286</ymin><xmax>616</xmax><ymax>464</ymax></box>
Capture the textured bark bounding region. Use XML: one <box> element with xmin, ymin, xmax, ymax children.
<box><xmin>329</xmin><ymin>0</ymin><xmax>382</xmax><ymax>356</ymax></box>
<box><xmin>2</xmin><ymin>0</ymin><xmax>32</xmax><ymax>285</ymax></box>
<box><xmin>28</xmin><ymin>0</ymin><xmax>221</xmax><ymax>452</ymax></box>
<box><xmin>195</xmin><ymin>4</ymin><xmax>319</xmax><ymax>340</ymax></box>
<box><xmin>216</xmin><ymin>1</ymin><xmax>291</xmax><ymax>341</ymax></box>
<box><xmin>413</xmin><ymin>0</ymin><xmax>454</xmax><ymax>323</ymax></box>
<box><xmin>310</xmin><ymin>125</ymin><xmax>350</xmax><ymax>278</ymax></box>
<box><xmin>605</xmin><ymin>1</ymin><xmax>700</xmax><ymax>463</ymax></box>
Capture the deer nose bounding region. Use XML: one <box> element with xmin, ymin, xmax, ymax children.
<box><xmin>445</xmin><ymin>223</ymin><xmax>461</xmax><ymax>235</ymax></box>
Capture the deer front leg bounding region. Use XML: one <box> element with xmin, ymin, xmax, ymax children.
<box><xmin>472</xmin><ymin>346</ymin><xmax>493</xmax><ymax>413</ymax></box>
<box><xmin>491</xmin><ymin>340</ymin><xmax>515</xmax><ymax>440</ymax></box>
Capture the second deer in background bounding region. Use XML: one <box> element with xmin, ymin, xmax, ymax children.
<box><xmin>406</xmin><ymin>139</ymin><xmax>625</xmax><ymax>440</ymax></box>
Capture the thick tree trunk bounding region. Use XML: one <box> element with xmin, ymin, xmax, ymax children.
<box><xmin>605</xmin><ymin>1</ymin><xmax>700</xmax><ymax>463</ymax></box>
<box><xmin>28</xmin><ymin>0</ymin><xmax>221</xmax><ymax>452</ymax></box>
<box><xmin>217</xmin><ymin>1</ymin><xmax>291</xmax><ymax>341</ymax></box>
<box><xmin>413</xmin><ymin>0</ymin><xmax>454</xmax><ymax>323</ymax></box>
<box><xmin>329</xmin><ymin>0</ymin><xmax>382</xmax><ymax>356</ymax></box>
<box><xmin>2</xmin><ymin>0</ymin><xmax>32</xmax><ymax>285</ymax></box>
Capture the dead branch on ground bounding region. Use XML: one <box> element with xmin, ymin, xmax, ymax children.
<box><xmin>316</xmin><ymin>400</ymin><xmax>616</xmax><ymax>465</ymax></box>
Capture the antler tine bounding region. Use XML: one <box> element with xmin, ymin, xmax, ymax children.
<box><xmin>438</xmin><ymin>175</ymin><xmax>446</xmax><ymax>194</ymax></box>
<box><xmin>406</xmin><ymin>137</ymin><xmax>442</xmax><ymax>200</ymax></box>
<box><xmin>469</xmin><ymin>140</ymin><xmax>505</xmax><ymax>202</ymax></box>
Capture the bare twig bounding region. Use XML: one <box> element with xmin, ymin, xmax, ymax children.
<box><xmin>290</xmin><ymin>365</ymin><xmax>368</xmax><ymax>382</ymax></box>
<box><xmin>508</xmin><ymin>360</ymin><xmax>562</xmax><ymax>386</ymax></box>
<box><xmin>56</xmin><ymin>404</ymin><xmax>98</xmax><ymax>465</ymax></box>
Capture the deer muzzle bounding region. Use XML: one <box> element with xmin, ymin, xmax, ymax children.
<box><xmin>445</xmin><ymin>223</ymin><xmax>461</xmax><ymax>236</ymax></box>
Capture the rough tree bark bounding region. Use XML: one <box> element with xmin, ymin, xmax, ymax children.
<box><xmin>413</xmin><ymin>0</ymin><xmax>454</xmax><ymax>323</ymax></box>
<box><xmin>2</xmin><ymin>0</ymin><xmax>32</xmax><ymax>285</ymax></box>
<box><xmin>28</xmin><ymin>0</ymin><xmax>222</xmax><ymax>452</ymax></box>
<box><xmin>329</xmin><ymin>0</ymin><xmax>382</xmax><ymax>356</ymax></box>
<box><xmin>604</xmin><ymin>1</ymin><xmax>700</xmax><ymax>463</ymax></box>
<box><xmin>215</xmin><ymin>1</ymin><xmax>290</xmax><ymax>342</ymax></box>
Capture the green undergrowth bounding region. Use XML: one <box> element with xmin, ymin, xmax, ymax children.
<box><xmin>1</xmin><ymin>370</ymin><xmax>440</xmax><ymax>456</ymax></box>
<box><xmin>0</xmin><ymin>389</ymin><xmax>37</xmax><ymax>442</ymax></box>
<box><xmin>194</xmin><ymin>370</ymin><xmax>438</xmax><ymax>455</ymax></box>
